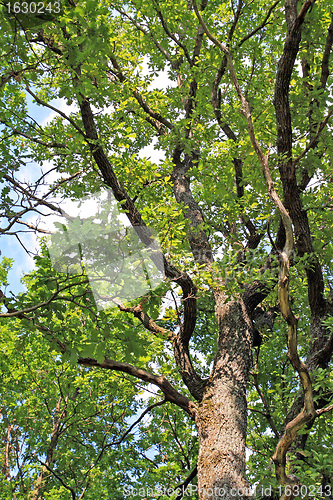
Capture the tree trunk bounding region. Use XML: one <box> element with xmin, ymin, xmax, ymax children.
<box><xmin>196</xmin><ymin>292</ymin><xmax>253</xmax><ymax>500</ymax></box>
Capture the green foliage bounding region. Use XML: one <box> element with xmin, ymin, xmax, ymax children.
<box><xmin>0</xmin><ymin>256</ymin><xmax>13</xmax><ymax>286</ymax></box>
<box><xmin>0</xmin><ymin>0</ymin><xmax>332</xmax><ymax>497</ymax></box>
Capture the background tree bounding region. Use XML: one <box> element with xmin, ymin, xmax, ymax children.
<box><xmin>1</xmin><ymin>0</ymin><xmax>333</xmax><ymax>499</ymax></box>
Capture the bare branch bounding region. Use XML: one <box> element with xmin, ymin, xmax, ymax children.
<box><xmin>11</xmin><ymin>220</ymin><xmax>52</xmax><ymax>234</ymax></box>
<box><xmin>3</xmin><ymin>173</ymin><xmax>75</xmax><ymax>220</ymax></box>
<box><xmin>42</xmin><ymin>171</ymin><xmax>82</xmax><ymax>199</ymax></box>
<box><xmin>115</xmin><ymin>399</ymin><xmax>167</xmax><ymax>445</ymax></box>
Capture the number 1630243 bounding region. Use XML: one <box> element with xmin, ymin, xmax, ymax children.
<box><xmin>278</xmin><ymin>484</ymin><xmax>332</xmax><ymax>498</ymax></box>
<box><xmin>5</xmin><ymin>2</ymin><xmax>61</xmax><ymax>14</ymax></box>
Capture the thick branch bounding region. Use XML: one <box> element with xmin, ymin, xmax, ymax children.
<box><xmin>169</xmin><ymin>3</ymin><xmax>213</xmax><ymax>272</ymax></box>
<box><xmin>285</xmin><ymin>0</ymin><xmax>298</xmax><ymax>33</ymax></box>
<box><xmin>292</xmin><ymin>106</ymin><xmax>333</xmax><ymax>170</ymax></box>
<box><xmin>306</xmin><ymin>329</ymin><xmax>333</xmax><ymax>370</ymax></box>
<box><xmin>77</xmin><ymin>96</ymin><xmax>203</xmax><ymax>397</ymax></box>
<box><xmin>37</xmin><ymin>459</ymin><xmax>76</xmax><ymax>500</ymax></box>
<box><xmin>192</xmin><ymin>2</ymin><xmax>318</xmax><ymax>492</ymax></box>
<box><xmin>78</xmin><ymin>357</ymin><xmax>197</xmax><ymax>419</ymax></box>
<box><xmin>267</xmin><ymin>180</ymin><xmax>316</xmax><ymax>496</ymax></box>
<box><xmin>316</xmin><ymin>402</ymin><xmax>333</xmax><ymax>417</ymax></box>
<box><xmin>193</xmin><ymin>0</ymin><xmax>294</xmax><ymax>254</ymax></box>
<box><xmin>172</xmin><ymin>152</ymin><xmax>213</xmax><ymax>267</ymax></box>
<box><xmin>172</xmin><ymin>333</ymin><xmax>205</xmax><ymax>402</ymax></box>
<box><xmin>114</xmin><ymin>294</ymin><xmax>204</xmax><ymax>401</ymax></box>
<box><xmin>320</xmin><ymin>14</ymin><xmax>333</xmax><ymax>89</ymax></box>
<box><xmin>114</xmin><ymin>299</ymin><xmax>175</xmax><ymax>341</ymax></box>
<box><xmin>274</xmin><ymin>0</ymin><xmax>316</xmax><ymax>163</ymax></box>
<box><xmin>273</xmin><ymin>0</ymin><xmax>326</xmax><ymax>321</ymax></box>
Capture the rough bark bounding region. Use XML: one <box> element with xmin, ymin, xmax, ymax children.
<box><xmin>273</xmin><ymin>0</ymin><xmax>327</xmax><ymax>323</ymax></box>
<box><xmin>2</xmin><ymin>1</ymin><xmax>333</xmax><ymax>498</ymax></box>
<box><xmin>77</xmin><ymin>17</ymin><xmax>257</xmax><ymax>498</ymax></box>
<box><xmin>196</xmin><ymin>292</ymin><xmax>253</xmax><ymax>500</ymax></box>
<box><xmin>78</xmin><ymin>96</ymin><xmax>205</xmax><ymax>400</ymax></box>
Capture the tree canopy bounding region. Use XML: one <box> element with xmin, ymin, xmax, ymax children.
<box><xmin>0</xmin><ymin>0</ymin><xmax>333</xmax><ymax>499</ymax></box>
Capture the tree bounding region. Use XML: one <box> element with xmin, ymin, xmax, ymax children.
<box><xmin>0</xmin><ymin>0</ymin><xmax>333</xmax><ymax>498</ymax></box>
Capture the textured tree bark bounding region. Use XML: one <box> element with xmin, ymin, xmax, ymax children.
<box><xmin>196</xmin><ymin>292</ymin><xmax>253</xmax><ymax>500</ymax></box>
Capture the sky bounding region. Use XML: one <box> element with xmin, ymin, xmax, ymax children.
<box><xmin>0</xmin><ymin>66</ymin><xmax>179</xmax><ymax>466</ymax></box>
<box><xmin>1</xmin><ymin>95</ymin><xmax>78</xmax><ymax>295</ymax></box>
<box><xmin>1</xmin><ymin>67</ymin><xmax>170</xmax><ymax>299</ymax></box>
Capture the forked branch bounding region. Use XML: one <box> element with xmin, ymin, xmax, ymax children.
<box><xmin>192</xmin><ymin>1</ymin><xmax>317</xmax><ymax>494</ymax></box>
<box><xmin>113</xmin><ymin>299</ymin><xmax>175</xmax><ymax>341</ymax></box>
